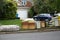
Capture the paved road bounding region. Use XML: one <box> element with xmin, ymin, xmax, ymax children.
<box><xmin>0</xmin><ymin>31</ymin><xmax>60</xmax><ymax>40</ymax></box>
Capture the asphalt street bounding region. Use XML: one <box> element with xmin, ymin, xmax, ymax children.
<box><xmin>0</xmin><ymin>31</ymin><xmax>60</xmax><ymax>40</ymax></box>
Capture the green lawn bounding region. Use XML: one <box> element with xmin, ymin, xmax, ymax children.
<box><xmin>0</xmin><ymin>19</ymin><xmax>22</xmax><ymax>26</ymax></box>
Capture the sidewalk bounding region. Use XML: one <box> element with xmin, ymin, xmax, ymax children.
<box><xmin>0</xmin><ymin>28</ymin><xmax>60</xmax><ymax>34</ymax></box>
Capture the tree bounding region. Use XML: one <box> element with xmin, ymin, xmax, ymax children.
<box><xmin>48</xmin><ymin>0</ymin><xmax>57</xmax><ymax>13</ymax></box>
<box><xmin>0</xmin><ymin>0</ymin><xmax>17</xmax><ymax>19</ymax></box>
<box><xmin>33</xmin><ymin>0</ymin><xmax>60</xmax><ymax>14</ymax></box>
<box><xmin>34</xmin><ymin>0</ymin><xmax>50</xmax><ymax>14</ymax></box>
<box><xmin>28</xmin><ymin>6</ymin><xmax>36</xmax><ymax>18</ymax></box>
<box><xmin>56</xmin><ymin>0</ymin><xmax>60</xmax><ymax>12</ymax></box>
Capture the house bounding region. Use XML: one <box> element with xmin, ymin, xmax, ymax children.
<box><xmin>15</xmin><ymin>0</ymin><xmax>33</xmax><ymax>20</ymax></box>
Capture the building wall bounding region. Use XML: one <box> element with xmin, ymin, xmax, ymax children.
<box><xmin>16</xmin><ymin>0</ymin><xmax>33</xmax><ymax>7</ymax></box>
<box><xmin>17</xmin><ymin>7</ymin><xmax>29</xmax><ymax>20</ymax></box>
<box><xmin>14</xmin><ymin>0</ymin><xmax>33</xmax><ymax>19</ymax></box>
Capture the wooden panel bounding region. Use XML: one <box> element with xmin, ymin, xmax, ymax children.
<box><xmin>58</xmin><ymin>20</ymin><xmax>60</xmax><ymax>26</ymax></box>
<box><xmin>22</xmin><ymin>21</ymin><xmax>28</xmax><ymax>29</ymax></box>
<box><xmin>28</xmin><ymin>22</ymin><xmax>36</xmax><ymax>29</ymax></box>
<box><xmin>40</xmin><ymin>21</ymin><xmax>45</xmax><ymax>28</ymax></box>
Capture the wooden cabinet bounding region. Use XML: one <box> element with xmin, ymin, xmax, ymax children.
<box><xmin>22</xmin><ymin>21</ymin><xmax>36</xmax><ymax>30</ymax></box>
<box><xmin>22</xmin><ymin>21</ymin><xmax>28</xmax><ymax>29</ymax></box>
<box><xmin>28</xmin><ymin>22</ymin><xmax>36</xmax><ymax>29</ymax></box>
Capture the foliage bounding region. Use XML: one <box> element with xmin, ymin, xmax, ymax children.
<box><xmin>34</xmin><ymin>0</ymin><xmax>49</xmax><ymax>14</ymax></box>
<box><xmin>33</xmin><ymin>0</ymin><xmax>60</xmax><ymax>14</ymax></box>
<box><xmin>28</xmin><ymin>6</ymin><xmax>36</xmax><ymax>18</ymax></box>
<box><xmin>0</xmin><ymin>0</ymin><xmax>17</xmax><ymax>19</ymax></box>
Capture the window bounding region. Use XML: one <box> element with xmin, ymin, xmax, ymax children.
<box><xmin>22</xmin><ymin>0</ymin><xmax>26</xmax><ymax>6</ymax></box>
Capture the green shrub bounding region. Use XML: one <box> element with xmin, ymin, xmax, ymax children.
<box><xmin>28</xmin><ymin>6</ymin><xmax>36</xmax><ymax>18</ymax></box>
<box><xmin>0</xmin><ymin>0</ymin><xmax>17</xmax><ymax>19</ymax></box>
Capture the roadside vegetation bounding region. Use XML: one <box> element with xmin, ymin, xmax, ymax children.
<box><xmin>28</xmin><ymin>0</ymin><xmax>60</xmax><ymax>18</ymax></box>
<box><xmin>0</xmin><ymin>0</ymin><xmax>17</xmax><ymax>19</ymax></box>
<box><xmin>0</xmin><ymin>19</ymin><xmax>22</xmax><ymax>26</ymax></box>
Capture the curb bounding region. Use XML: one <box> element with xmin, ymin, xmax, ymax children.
<box><xmin>0</xmin><ymin>29</ymin><xmax>60</xmax><ymax>34</ymax></box>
